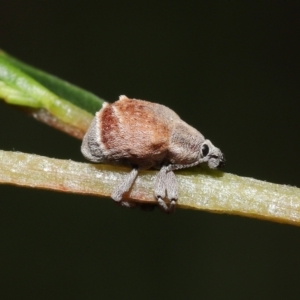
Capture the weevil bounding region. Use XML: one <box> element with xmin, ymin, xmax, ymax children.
<box><xmin>81</xmin><ymin>95</ymin><xmax>225</xmax><ymax>212</ymax></box>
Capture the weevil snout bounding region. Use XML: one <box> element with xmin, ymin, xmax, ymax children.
<box><xmin>207</xmin><ymin>152</ymin><xmax>225</xmax><ymax>169</ymax></box>
<box><xmin>217</xmin><ymin>155</ymin><xmax>226</xmax><ymax>168</ymax></box>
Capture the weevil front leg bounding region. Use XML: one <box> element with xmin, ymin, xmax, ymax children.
<box><xmin>165</xmin><ymin>170</ymin><xmax>178</xmax><ymax>212</ymax></box>
<box><xmin>154</xmin><ymin>165</ymin><xmax>168</xmax><ymax>211</ymax></box>
<box><xmin>111</xmin><ymin>168</ymin><xmax>139</xmax><ymax>207</ymax></box>
<box><xmin>154</xmin><ymin>165</ymin><xmax>177</xmax><ymax>213</ymax></box>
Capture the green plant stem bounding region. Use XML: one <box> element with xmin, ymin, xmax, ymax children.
<box><xmin>1</xmin><ymin>150</ymin><xmax>299</xmax><ymax>225</ymax></box>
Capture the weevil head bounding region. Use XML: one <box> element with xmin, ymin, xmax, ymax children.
<box><xmin>200</xmin><ymin>140</ymin><xmax>225</xmax><ymax>169</ymax></box>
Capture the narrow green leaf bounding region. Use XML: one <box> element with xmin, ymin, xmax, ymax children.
<box><xmin>1</xmin><ymin>51</ymin><xmax>105</xmax><ymax>114</ymax></box>
<box><xmin>0</xmin><ymin>50</ymin><xmax>106</xmax><ymax>138</ymax></box>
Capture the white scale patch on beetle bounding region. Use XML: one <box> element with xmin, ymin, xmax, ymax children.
<box><xmin>81</xmin><ymin>95</ymin><xmax>225</xmax><ymax>212</ymax></box>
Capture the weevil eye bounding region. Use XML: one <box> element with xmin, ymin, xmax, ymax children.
<box><xmin>201</xmin><ymin>144</ymin><xmax>209</xmax><ymax>157</ymax></box>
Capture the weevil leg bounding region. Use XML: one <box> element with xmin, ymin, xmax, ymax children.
<box><xmin>154</xmin><ymin>165</ymin><xmax>175</xmax><ymax>213</ymax></box>
<box><xmin>154</xmin><ymin>165</ymin><xmax>167</xmax><ymax>210</ymax></box>
<box><xmin>154</xmin><ymin>166</ymin><xmax>167</xmax><ymax>197</ymax></box>
<box><xmin>111</xmin><ymin>168</ymin><xmax>139</xmax><ymax>202</ymax></box>
<box><xmin>165</xmin><ymin>170</ymin><xmax>178</xmax><ymax>213</ymax></box>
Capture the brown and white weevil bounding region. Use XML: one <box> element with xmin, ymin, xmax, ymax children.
<box><xmin>81</xmin><ymin>95</ymin><xmax>225</xmax><ymax>212</ymax></box>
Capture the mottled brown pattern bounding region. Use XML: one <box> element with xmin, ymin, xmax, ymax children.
<box><xmin>100</xmin><ymin>104</ymin><xmax>120</xmax><ymax>150</ymax></box>
<box><xmin>99</xmin><ymin>97</ymin><xmax>173</xmax><ymax>167</ymax></box>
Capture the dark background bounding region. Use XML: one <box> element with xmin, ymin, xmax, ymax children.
<box><xmin>1</xmin><ymin>1</ymin><xmax>300</xmax><ymax>299</ymax></box>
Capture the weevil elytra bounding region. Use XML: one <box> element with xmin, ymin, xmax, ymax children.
<box><xmin>81</xmin><ymin>95</ymin><xmax>225</xmax><ymax>212</ymax></box>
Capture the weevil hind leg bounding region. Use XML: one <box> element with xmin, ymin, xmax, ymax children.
<box><xmin>154</xmin><ymin>165</ymin><xmax>177</xmax><ymax>213</ymax></box>
<box><xmin>111</xmin><ymin>168</ymin><xmax>139</xmax><ymax>203</ymax></box>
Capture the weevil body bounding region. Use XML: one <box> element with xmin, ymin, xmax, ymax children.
<box><xmin>81</xmin><ymin>95</ymin><xmax>225</xmax><ymax>212</ymax></box>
